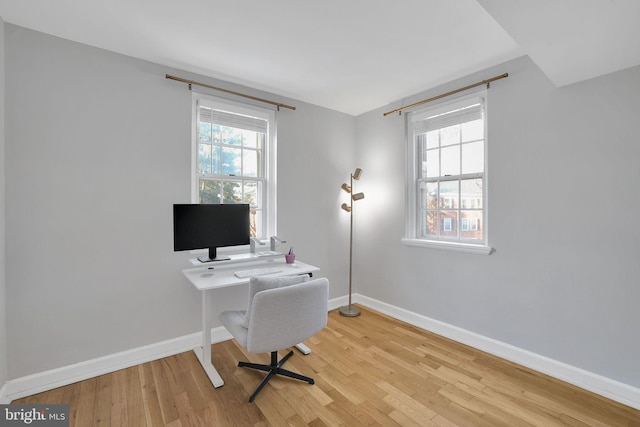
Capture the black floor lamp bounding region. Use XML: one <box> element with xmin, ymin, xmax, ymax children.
<box><xmin>339</xmin><ymin>168</ymin><xmax>364</xmax><ymax>317</ymax></box>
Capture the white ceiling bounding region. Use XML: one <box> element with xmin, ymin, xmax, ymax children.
<box><xmin>0</xmin><ymin>0</ymin><xmax>638</xmax><ymax>116</ymax></box>
<box><xmin>478</xmin><ymin>0</ymin><xmax>640</xmax><ymax>87</ymax></box>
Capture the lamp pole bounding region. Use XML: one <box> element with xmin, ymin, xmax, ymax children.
<box><xmin>340</xmin><ymin>170</ymin><xmax>361</xmax><ymax>317</ymax></box>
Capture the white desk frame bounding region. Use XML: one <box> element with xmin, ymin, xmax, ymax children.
<box><xmin>182</xmin><ymin>257</ymin><xmax>320</xmax><ymax>388</ymax></box>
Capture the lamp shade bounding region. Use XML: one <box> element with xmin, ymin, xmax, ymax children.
<box><xmin>352</xmin><ymin>192</ymin><xmax>364</xmax><ymax>201</ymax></box>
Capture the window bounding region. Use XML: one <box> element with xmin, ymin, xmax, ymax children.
<box><xmin>193</xmin><ymin>95</ymin><xmax>276</xmax><ymax>240</ymax></box>
<box><xmin>403</xmin><ymin>91</ymin><xmax>491</xmax><ymax>254</ymax></box>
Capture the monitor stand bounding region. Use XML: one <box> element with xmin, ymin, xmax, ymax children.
<box><xmin>197</xmin><ymin>247</ymin><xmax>231</xmax><ymax>263</ymax></box>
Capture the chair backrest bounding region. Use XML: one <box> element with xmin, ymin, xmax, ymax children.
<box><xmin>245</xmin><ymin>277</ymin><xmax>329</xmax><ymax>354</ymax></box>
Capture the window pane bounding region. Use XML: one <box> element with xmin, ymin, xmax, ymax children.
<box><xmin>222</xmin><ymin>147</ymin><xmax>241</xmax><ymax>175</ymax></box>
<box><xmin>211</xmin><ymin>146</ymin><xmax>220</xmax><ymax>174</ymax></box>
<box><xmin>439</xmin><ymin>181</ymin><xmax>458</xmax><ymax>209</ymax></box>
<box><xmin>220</xmin><ymin>126</ymin><xmax>242</xmax><ymax>145</ymax></box>
<box><xmin>417</xmin><ymin>134</ymin><xmax>428</xmax><ymax>177</ymax></box>
<box><xmin>461</xmin><ymin>141</ymin><xmax>484</xmax><ymax>174</ymax></box>
<box><xmin>440</xmin><ymin>211</ymin><xmax>458</xmax><ymax>237</ymax></box>
<box><xmin>242</xmin><ymin>130</ymin><xmax>263</xmax><ymax>148</ymax></box>
<box><xmin>212</xmin><ymin>124</ymin><xmax>221</xmax><ymax>144</ymax></box>
<box><xmin>425</xmin><ymin>149</ymin><xmax>439</xmax><ymax>178</ymax></box>
<box><xmin>419</xmin><ymin>183</ymin><xmax>438</xmax><ymax>237</ymax></box>
<box><xmin>422</xmin><ymin>210</ymin><xmax>438</xmax><ymax>238</ymax></box>
<box><xmin>441</xmin><ymin>145</ymin><xmax>460</xmax><ymax>176</ymax></box>
<box><xmin>425</xmin><ymin>182</ymin><xmax>438</xmax><ymax>209</ymax></box>
<box><xmin>243</xmin><ymin>130</ymin><xmax>256</xmax><ymax>148</ymax></box>
<box><xmin>460</xmin><ymin>211</ymin><xmax>482</xmax><ymax>240</ymax></box>
<box><xmin>198</xmin><ymin>144</ymin><xmax>212</xmax><ymax>174</ymax></box>
<box><xmin>250</xmin><ymin>209</ymin><xmax>261</xmax><ymax>238</ymax></box>
<box><xmin>198</xmin><ymin>145</ymin><xmax>220</xmax><ymax>175</ymax></box>
<box><xmin>243</xmin><ymin>149</ymin><xmax>259</xmax><ymax>177</ymax></box>
<box><xmin>243</xmin><ymin>181</ymin><xmax>258</xmax><ymax>206</ymax></box>
<box><xmin>418</xmin><ymin>183</ymin><xmax>427</xmax><ymax>211</ymax></box>
<box><xmin>199</xmin><ymin>179</ymin><xmax>221</xmax><ymax>204</ymax></box>
<box><xmin>461</xmin><ymin>178</ymin><xmax>483</xmax><ymax>209</ymax></box>
<box><xmin>221</xmin><ymin>181</ymin><xmax>242</xmax><ymax>204</ymax></box>
<box><xmin>440</xmin><ymin>125</ymin><xmax>460</xmax><ymax>147</ymax></box>
<box><xmin>426</xmin><ymin>131</ymin><xmax>439</xmax><ymax>149</ymax></box>
<box><xmin>199</xmin><ymin>122</ymin><xmax>212</xmax><ymax>142</ymax></box>
<box><xmin>461</xmin><ymin>119</ymin><xmax>483</xmax><ymax>142</ymax></box>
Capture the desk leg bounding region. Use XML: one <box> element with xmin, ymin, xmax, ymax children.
<box><xmin>193</xmin><ymin>290</ymin><xmax>224</xmax><ymax>388</ymax></box>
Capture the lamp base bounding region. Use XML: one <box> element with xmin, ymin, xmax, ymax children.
<box><xmin>339</xmin><ymin>305</ymin><xmax>361</xmax><ymax>317</ymax></box>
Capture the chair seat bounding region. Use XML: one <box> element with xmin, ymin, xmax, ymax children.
<box><xmin>219</xmin><ymin>310</ymin><xmax>248</xmax><ymax>348</ymax></box>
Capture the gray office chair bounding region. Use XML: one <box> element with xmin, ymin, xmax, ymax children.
<box><xmin>219</xmin><ymin>275</ymin><xmax>329</xmax><ymax>402</ymax></box>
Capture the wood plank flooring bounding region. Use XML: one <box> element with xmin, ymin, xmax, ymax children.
<box><xmin>13</xmin><ymin>306</ymin><xmax>640</xmax><ymax>426</ymax></box>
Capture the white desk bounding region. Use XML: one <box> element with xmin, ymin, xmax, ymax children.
<box><xmin>182</xmin><ymin>258</ymin><xmax>320</xmax><ymax>388</ymax></box>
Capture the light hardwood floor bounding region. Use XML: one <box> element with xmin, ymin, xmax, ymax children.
<box><xmin>13</xmin><ymin>306</ymin><xmax>640</xmax><ymax>426</ymax></box>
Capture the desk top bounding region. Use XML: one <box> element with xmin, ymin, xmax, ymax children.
<box><xmin>182</xmin><ymin>258</ymin><xmax>320</xmax><ymax>291</ymax></box>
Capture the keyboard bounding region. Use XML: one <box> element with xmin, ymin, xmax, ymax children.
<box><xmin>234</xmin><ymin>267</ymin><xmax>283</xmax><ymax>278</ymax></box>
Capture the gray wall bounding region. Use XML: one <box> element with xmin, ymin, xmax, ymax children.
<box><xmin>0</xmin><ymin>15</ymin><xmax>7</xmax><ymax>388</ymax></box>
<box><xmin>4</xmin><ymin>25</ymin><xmax>354</xmax><ymax>378</ymax></box>
<box><xmin>3</xmin><ymin>20</ymin><xmax>639</xmax><ymax>393</ymax></box>
<box><xmin>355</xmin><ymin>55</ymin><xmax>640</xmax><ymax>387</ymax></box>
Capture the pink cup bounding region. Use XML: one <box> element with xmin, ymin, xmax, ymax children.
<box><xmin>285</xmin><ymin>254</ymin><xmax>295</xmax><ymax>264</ymax></box>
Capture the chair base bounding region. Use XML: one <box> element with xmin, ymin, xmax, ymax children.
<box><xmin>238</xmin><ymin>350</ymin><xmax>314</xmax><ymax>402</ymax></box>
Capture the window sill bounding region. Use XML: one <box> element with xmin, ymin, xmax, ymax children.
<box><xmin>401</xmin><ymin>238</ymin><xmax>494</xmax><ymax>255</ymax></box>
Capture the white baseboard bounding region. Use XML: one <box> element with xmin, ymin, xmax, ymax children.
<box><xmin>0</xmin><ymin>297</ymin><xmax>351</xmax><ymax>403</ymax></box>
<box><xmin>352</xmin><ymin>293</ymin><xmax>640</xmax><ymax>410</ymax></box>
<box><xmin>3</xmin><ymin>294</ymin><xmax>638</xmax><ymax>410</ymax></box>
<box><xmin>0</xmin><ymin>382</ymin><xmax>9</xmax><ymax>404</ymax></box>
<box><xmin>3</xmin><ymin>327</ymin><xmax>232</xmax><ymax>403</ymax></box>
<box><xmin>328</xmin><ymin>295</ymin><xmax>349</xmax><ymax>312</ymax></box>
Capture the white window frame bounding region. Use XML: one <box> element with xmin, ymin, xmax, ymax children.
<box><xmin>192</xmin><ymin>94</ymin><xmax>277</xmax><ymax>246</ymax></box>
<box><xmin>402</xmin><ymin>90</ymin><xmax>492</xmax><ymax>255</ymax></box>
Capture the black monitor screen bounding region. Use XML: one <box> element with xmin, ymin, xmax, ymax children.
<box><xmin>173</xmin><ymin>203</ymin><xmax>250</xmax><ymax>262</ymax></box>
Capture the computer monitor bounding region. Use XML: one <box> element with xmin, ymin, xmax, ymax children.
<box><xmin>173</xmin><ymin>203</ymin><xmax>250</xmax><ymax>262</ymax></box>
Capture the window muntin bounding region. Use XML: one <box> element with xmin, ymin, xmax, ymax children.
<box><xmin>407</xmin><ymin>92</ymin><xmax>488</xmax><ymax>248</ymax></box>
<box><xmin>194</xmin><ymin>96</ymin><xmax>275</xmax><ymax>239</ymax></box>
